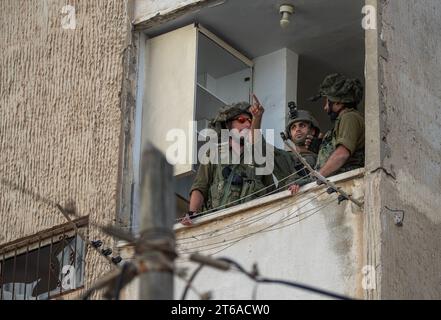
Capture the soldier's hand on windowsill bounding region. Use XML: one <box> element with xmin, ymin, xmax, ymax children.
<box><xmin>180</xmin><ymin>212</ymin><xmax>195</xmax><ymax>226</ymax></box>
<box><xmin>288</xmin><ymin>184</ymin><xmax>300</xmax><ymax>195</ymax></box>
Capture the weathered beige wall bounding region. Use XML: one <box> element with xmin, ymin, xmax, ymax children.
<box><xmin>366</xmin><ymin>0</ymin><xmax>441</xmax><ymax>299</ymax></box>
<box><xmin>0</xmin><ymin>0</ymin><xmax>133</xmax><ymax>297</ymax></box>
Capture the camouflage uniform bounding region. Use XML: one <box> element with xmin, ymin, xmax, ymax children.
<box><xmin>190</xmin><ymin>103</ymin><xmax>272</xmax><ymax>211</ymax></box>
<box><xmin>270</xmin><ymin>109</ymin><xmax>320</xmax><ymax>187</ymax></box>
<box><xmin>311</xmin><ymin>73</ymin><xmax>365</xmax><ymax>174</ymax></box>
<box><xmin>271</xmin><ymin>149</ymin><xmax>315</xmax><ymax>187</ymax></box>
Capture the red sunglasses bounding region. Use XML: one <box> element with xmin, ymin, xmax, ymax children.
<box><xmin>233</xmin><ymin>116</ymin><xmax>252</xmax><ymax>124</ymax></box>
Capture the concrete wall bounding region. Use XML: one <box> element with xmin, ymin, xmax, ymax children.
<box><xmin>174</xmin><ymin>171</ymin><xmax>365</xmax><ymax>299</ymax></box>
<box><xmin>365</xmin><ymin>0</ymin><xmax>441</xmax><ymax>299</ymax></box>
<box><xmin>0</xmin><ymin>0</ymin><xmax>133</xmax><ymax>297</ymax></box>
<box><xmin>133</xmin><ymin>0</ymin><xmax>216</xmax><ymax>30</ymax></box>
<box><xmin>134</xmin><ymin>0</ymin><xmax>200</xmax><ymax>24</ymax></box>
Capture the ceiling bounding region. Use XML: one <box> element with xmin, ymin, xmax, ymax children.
<box><xmin>145</xmin><ymin>0</ymin><xmax>365</xmax><ymax>75</ymax></box>
<box><xmin>145</xmin><ymin>0</ymin><xmax>366</xmax><ymax>131</ymax></box>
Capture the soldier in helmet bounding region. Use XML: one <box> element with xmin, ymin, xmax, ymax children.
<box><xmin>249</xmin><ymin>95</ymin><xmax>319</xmax><ymax>187</ymax></box>
<box><xmin>285</xmin><ymin>102</ymin><xmax>321</xmax><ymax>171</ymax></box>
<box><xmin>181</xmin><ymin>102</ymin><xmax>272</xmax><ymax>226</ymax></box>
<box><xmin>289</xmin><ymin>73</ymin><xmax>365</xmax><ymax>195</ymax></box>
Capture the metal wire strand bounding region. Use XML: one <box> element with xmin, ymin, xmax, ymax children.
<box><xmin>176</xmin><ymin>191</ymin><xmax>330</xmax><ymax>253</ymax></box>
<box><xmin>180</xmin><ymin>264</ymin><xmax>204</xmax><ymax>300</ymax></box>
<box><xmin>175</xmin><ymin>166</ymin><xmax>311</xmax><ymax>222</ymax></box>
<box><xmin>176</xmin><ymin>188</ymin><xmax>321</xmax><ymax>243</ymax></box>
<box><xmin>178</xmin><ymin>197</ymin><xmax>335</xmax><ymax>256</ymax></box>
<box><xmin>217</xmin><ymin>257</ymin><xmax>352</xmax><ymax>300</ymax></box>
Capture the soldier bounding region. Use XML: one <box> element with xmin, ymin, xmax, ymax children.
<box><xmin>285</xmin><ymin>102</ymin><xmax>320</xmax><ymax>172</ymax></box>
<box><xmin>181</xmin><ymin>102</ymin><xmax>272</xmax><ymax>226</ymax></box>
<box><xmin>249</xmin><ymin>96</ymin><xmax>320</xmax><ymax>188</ymax></box>
<box><xmin>288</xmin><ymin>73</ymin><xmax>365</xmax><ymax>194</ymax></box>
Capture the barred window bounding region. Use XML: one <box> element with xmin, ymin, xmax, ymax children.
<box><xmin>0</xmin><ymin>217</ymin><xmax>87</xmax><ymax>300</ymax></box>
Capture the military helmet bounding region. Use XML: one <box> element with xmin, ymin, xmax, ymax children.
<box><xmin>209</xmin><ymin>102</ymin><xmax>252</xmax><ymax>129</ymax></box>
<box><xmin>309</xmin><ymin>73</ymin><xmax>364</xmax><ymax>105</ymax></box>
<box><xmin>286</xmin><ymin>109</ymin><xmax>320</xmax><ymax>139</ymax></box>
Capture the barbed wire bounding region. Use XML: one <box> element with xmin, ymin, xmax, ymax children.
<box><xmin>217</xmin><ymin>257</ymin><xmax>351</xmax><ymax>300</ymax></box>
<box><xmin>1</xmin><ymin>151</ymin><xmax>359</xmax><ymax>301</ymax></box>
<box><xmin>0</xmin><ymin>177</ymin><xmax>122</xmax><ymax>270</ymax></box>
<box><xmin>182</xmin><ymin>254</ymin><xmax>352</xmax><ymax>300</ymax></box>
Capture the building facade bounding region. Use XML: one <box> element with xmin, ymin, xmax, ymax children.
<box><xmin>0</xmin><ymin>0</ymin><xmax>440</xmax><ymax>299</ymax></box>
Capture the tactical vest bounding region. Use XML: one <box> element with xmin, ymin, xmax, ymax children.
<box><xmin>315</xmin><ymin>112</ymin><xmax>364</xmax><ymax>173</ymax></box>
<box><xmin>293</xmin><ymin>151</ymin><xmax>317</xmax><ymax>177</ymax></box>
<box><xmin>206</xmin><ymin>163</ymin><xmax>266</xmax><ymax>210</ymax></box>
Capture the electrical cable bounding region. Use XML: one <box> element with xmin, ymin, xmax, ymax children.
<box><xmin>176</xmin><ymin>188</ymin><xmax>321</xmax><ymax>243</ymax></box>
<box><xmin>113</xmin><ymin>263</ymin><xmax>130</xmax><ymax>300</ymax></box>
<box><xmin>177</xmin><ymin>194</ymin><xmax>325</xmax><ymax>252</ymax></box>
<box><xmin>217</xmin><ymin>257</ymin><xmax>352</xmax><ymax>300</ymax></box>
<box><xmin>175</xmin><ymin>171</ymin><xmax>313</xmax><ymax>235</ymax></box>
<box><xmin>180</xmin><ymin>264</ymin><xmax>204</xmax><ymax>300</ymax></box>
<box><xmin>175</xmin><ymin>166</ymin><xmax>311</xmax><ymax>222</ymax></box>
<box><xmin>201</xmin><ymin>198</ymin><xmax>335</xmax><ymax>256</ymax></box>
<box><xmin>177</xmin><ymin>196</ymin><xmax>334</xmax><ymax>255</ymax></box>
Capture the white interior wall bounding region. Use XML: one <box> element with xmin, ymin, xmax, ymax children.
<box><xmin>253</xmin><ymin>48</ymin><xmax>299</xmax><ymax>149</ymax></box>
<box><xmin>142</xmin><ymin>25</ymin><xmax>197</xmax><ymax>176</ymax></box>
<box><xmin>205</xmin><ymin>73</ymin><xmax>217</xmax><ymax>92</ymax></box>
<box><xmin>286</xmin><ymin>48</ymin><xmax>299</xmax><ymax>115</ymax></box>
<box><xmin>215</xmin><ymin>68</ymin><xmax>252</xmax><ymax>104</ymax></box>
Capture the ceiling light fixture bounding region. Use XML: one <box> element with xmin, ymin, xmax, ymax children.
<box><xmin>279</xmin><ymin>4</ymin><xmax>295</xmax><ymax>29</ymax></box>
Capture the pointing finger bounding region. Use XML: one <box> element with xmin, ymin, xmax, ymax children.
<box><xmin>252</xmin><ymin>93</ymin><xmax>261</xmax><ymax>106</ymax></box>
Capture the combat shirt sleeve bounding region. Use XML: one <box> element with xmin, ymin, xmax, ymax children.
<box><xmin>335</xmin><ymin>112</ymin><xmax>365</xmax><ymax>155</ymax></box>
<box><xmin>190</xmin><ymin>164</ymin><xmax>212</xmax><ymax>200</ymax></box>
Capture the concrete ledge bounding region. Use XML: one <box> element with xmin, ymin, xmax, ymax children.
<box><xmin>133</xmin><ymin>0</ymin><xmax>218</xmax><ymax>30</ymax></box>
<box><xmin>174</xmin><ymin>168</ymin><xmax>365</xmax><ymax>231</ymax></box>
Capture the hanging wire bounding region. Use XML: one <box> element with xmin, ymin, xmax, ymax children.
<box><xmin>195</xmin><ymin>199</ymin><xmax>334</xmax><ymax>257</ymax></box>
<box><xmin>175</xmin><ymin>166</ymin><xmax>311</xmax><ymax>222</ymax></box>
<box><xmin>176</xmin><ymin>188</ymin><xmax>326</xmax><ymax>248</ymax></box>
<box><xmin>175</xmin><ymin>171</ymin><xmax>313</xmax><ymax>230</ymax></box>
<box><xmin>217</xmin><ymin>257</ymin><xmax>352</xmax><ymax>300</ymax></box>
<box><xmin>113</xmin><ymin>263</ymin><xmax>130</xmax><ymax>300</ymax></box>
<box><xmin>207</xmin><ymin>199</ymin><xmax>336</xmax><ymax>257</ymax></box>
<box><xmin>180</xmin><ymin>264</ymin><xmax>204</xmax><ymax>300</ymax></box>
<box><xmin>176</xmin><ymin>188</ymin><xmax>320</xmax><ymax>242</ymax></box>
<box><xmin>174</xmin><ymin>271</ymin><xmax>206</xmax><ymax>300</ymax></box>
<box><xmin>263</xmin><ymin>200</ymin><xmax>334</xmax><ymax>233</ymax></box>
<box><xmin>177</xmin><ymin>196</ymin><xmax>334</xmax><ymax>256</ymax></box>
<box><xmin>0</xmin><ymin>178</ymin><xmax>120</xmax><ymax>269</ymax></box>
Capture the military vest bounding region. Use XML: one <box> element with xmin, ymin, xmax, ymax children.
<box><xmin>294</xmin><ymin>151</ymin><xmax>317</xmax><ymax>177</ymax></box>
<box><xmin>315</xmin><ymin>112</ymin><xmax>364</xmax><ymax>173</ymax></box>
<box><xmin>272</xmin><ymin>149</ymin><xmax>317</xmax><ymax>188</ymax></box>
<box><xmin>206</xmin><ymin>162</ymin><xmax>266</xmax><ymax>210</ymax></box>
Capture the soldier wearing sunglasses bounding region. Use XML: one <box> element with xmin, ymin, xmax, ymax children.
<box><xmin>181</xmin><ymin>102</ymin><xmax>273</xmax><ymax>226</ymax></box>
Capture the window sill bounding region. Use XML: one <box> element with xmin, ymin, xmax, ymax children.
<box><xmin>174</xmin><ymin>168</ymin><xmax>365</xmax><ymax>231</ymax></box>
